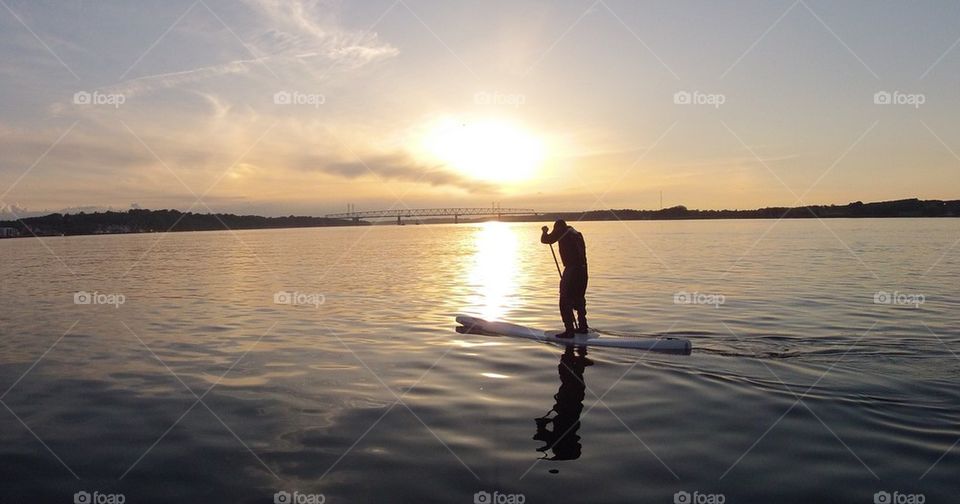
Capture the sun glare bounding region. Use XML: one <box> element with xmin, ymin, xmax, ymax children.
<box><xmin>467</xmin><ymin>221</ymin><xmax>522</xmax><ymax>321</ymax></box>
<box><xmin>421</xmin><ymin>118</ymin><xmax>545</xmax><ymax>183</ymax></box>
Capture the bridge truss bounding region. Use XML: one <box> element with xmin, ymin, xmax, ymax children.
<box><xmin>326</xmin><ymin>207</ymin><xmax>537</xmax><ymax>224</ymax></box>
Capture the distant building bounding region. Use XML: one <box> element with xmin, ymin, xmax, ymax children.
<box><xmin>0</xmin><ymin>227</ymin><xmax>19</xmax><ymax>238</ymax></box>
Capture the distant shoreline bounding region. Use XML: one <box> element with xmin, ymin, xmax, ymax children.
<box><xmin>0</xmin><ymin>209</ymin><xmax>365</xmax><ymax>239</ymax></box>
<box><xmin>492</xmin><ymin>198</ymin><xmax>960</xmax><ymax>224</ymax></box>
<box><xmin>0</xmin><ymin>198</ymin><xmax>956</xmax><ymax>239</ymax></box>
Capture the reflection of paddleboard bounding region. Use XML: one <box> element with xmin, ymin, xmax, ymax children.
<box><xmin>455</xmin><ymin>315</ymin><xmax>692</xmax><ymax>354</ymax></box>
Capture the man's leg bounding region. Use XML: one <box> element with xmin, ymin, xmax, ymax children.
<box><xmin>557</xmin><ymin>273</ymin><xmax>576</xmax><ymax>338</ymax></box>
<box><xmin>559</xmin><ymin>295</ymin><xmax>576</xmax><ymax>336</ymax></box>
<box><xmin>575</xmin><ymin>307</ymin><xmax>588</xmax><ymax>333</ymax></box>
<box><xmin>573</xmin><ymin>269</ymin><xmax>588</xmax><ymax>333</ymax></box>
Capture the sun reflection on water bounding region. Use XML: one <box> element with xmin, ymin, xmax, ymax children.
<box><xmin>467</xmin><ymin>221</ymin><xmax>523</xmax><ymax>321</ymax></box>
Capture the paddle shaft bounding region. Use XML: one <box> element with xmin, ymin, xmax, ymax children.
<box><xmin>549</xmin><ymin>243</ymin><xmax>562</xmax><ymax>278</ymax></box>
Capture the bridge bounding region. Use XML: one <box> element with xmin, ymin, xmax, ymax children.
<box><xmin>326</xmin><ymin>207</ymin><xmax>537</xmax><ymax>225</ymax></box>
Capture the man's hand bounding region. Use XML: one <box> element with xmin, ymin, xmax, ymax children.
<box><xmin>541</xmin><ymin>226</ymin><xmax>549</xmax><ymax>233</ymax></box>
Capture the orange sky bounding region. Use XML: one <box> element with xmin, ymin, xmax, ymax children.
<box><xmin>1</xmin><ymin>0</ymin><xmax>959</xmax><ymax>217</ymax></box>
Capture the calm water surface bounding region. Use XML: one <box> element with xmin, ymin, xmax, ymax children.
<box><xmin>1</xmin><ymin>219</ymin><xmax>959</xmax><ymax>503</ymax></box>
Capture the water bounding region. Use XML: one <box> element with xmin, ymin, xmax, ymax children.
<box><xmin>1</xmin><ymin>219</ymin><xmax>959</xmax><ymax>503</ymax></box>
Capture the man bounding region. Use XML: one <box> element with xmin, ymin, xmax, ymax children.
<box><xmin>541</xmin><ymin>219</ymin><xmax>588</xmax><ymax>338</ymax></box>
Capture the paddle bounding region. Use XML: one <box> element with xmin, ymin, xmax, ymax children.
<box><xmin>549</xmin><ymin>243</ymin><xmax>562</xmax><ymax>279</ymax></box>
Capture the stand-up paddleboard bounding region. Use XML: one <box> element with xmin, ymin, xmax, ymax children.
<box><xmin>456</xmin><ymin>315</ymin><xmax>692</xmax><ymax>354</ymax></box>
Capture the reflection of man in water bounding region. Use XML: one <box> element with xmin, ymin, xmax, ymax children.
<box><xmin>534</xmin><ymin>346</ymin><xmax>592</xmax><ymax>460</ymax></box>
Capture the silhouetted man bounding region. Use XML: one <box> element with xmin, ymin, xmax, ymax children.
<box><xmin>541</xmin><ymin>219</ymin><xmax>588</xmax><ymax>338</ymax></box>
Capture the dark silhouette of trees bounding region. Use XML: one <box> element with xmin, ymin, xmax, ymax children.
<box><xmin>0</xmin><ymin>209</ymin><xmax>366</xmax><ymax>236</ymax></box>
<box><xmin>531</xmin><ymin>198</ymin><xmax>959</xmax><ymax>223</ymax></box>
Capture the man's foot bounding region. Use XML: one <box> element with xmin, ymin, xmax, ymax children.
<box><xmin>575</xmin><ymin>326</ymin><xmax>589</xmax><ymax>334</ymax></box>
<box><xmin>554</xmin><ymin>330</ymin><xmax>576</xmax><ymax>339</ymax></box>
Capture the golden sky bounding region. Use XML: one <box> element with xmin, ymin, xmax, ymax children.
<box><xmin>1</xmin><ymin>0</ymin><xmax>959</xmax><ymax>217</ymax></box>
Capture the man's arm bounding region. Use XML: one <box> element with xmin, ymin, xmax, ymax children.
<box><xmin>541</xmin><ymin>226</ymin><xmax>559</xmax><ymax>244</ymax></box>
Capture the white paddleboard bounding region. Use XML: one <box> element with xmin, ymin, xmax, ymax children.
<box><xmin>456</xmin><ymin>315</ymin><xmax>691</xmax><ymax>354</ymax></box>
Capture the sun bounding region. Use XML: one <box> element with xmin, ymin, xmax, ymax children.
<box><xmin>421</xmin><ymin>118</ymin><xmax>545</xmax><ymax>183</ymax></box>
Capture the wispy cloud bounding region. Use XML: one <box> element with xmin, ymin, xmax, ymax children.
<box><xmin>103</xmin><ymin>59</ymin><xmax>255</xmax><ymax>98</ymax></box>
<box><xmin>244</xmin><ymin>0</ymin><xmax>396</xmax><ymax>57</ymax></box>
<box><xmin>102</xmin><ymin>0</ymin><xmax>398</xmax><ymax>97</ymax></box>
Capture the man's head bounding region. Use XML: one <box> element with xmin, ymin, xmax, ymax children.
<box><xmin>554</xmin><ymin>219</ymin><xmax>568</xmax><ymax>232</ymax></box>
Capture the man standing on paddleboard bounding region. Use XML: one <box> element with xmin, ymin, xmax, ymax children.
<box><xmin>541</xmin><ymin>219</ymin><xmax>588</xmax><ymax>338</ymax></box>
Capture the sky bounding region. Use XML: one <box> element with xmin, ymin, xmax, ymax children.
<box><xmin>1</xmin><ymin>0</ymin><xmax>959</xmax><ymax>217</ymax></box>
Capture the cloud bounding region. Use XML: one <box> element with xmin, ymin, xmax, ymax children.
<box><xmin>102</xmin><ymin>60</ymin><xmax>255</xmax><ymax>98</ymax></box>
<box><xmin>0</xmin><ymin>203</ymin><xmax>30</xmax><ymax>218</ymax></box>
<box><xmin>244</xmin><ymin>0</ymin><xmax>399</xmax><ymax>73</ymax></box>
<box><xmin>0</xmin><ymin>132</ymin><xmax>154</xmax><ymax>175</ymax></box>
<box><xmin>0</xmin><ymin>203</ymin><xmax>111</xmax><ymax>219</ymax></box>
<box><xmin>294</xmin><ymin>152</ymin><xmax>497</xmax><ymax>193</ymax></box>
<box><xmin>102</xmin><ymin>0</ymin><xmax>398</xmax><ymax>98</ymax></box>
